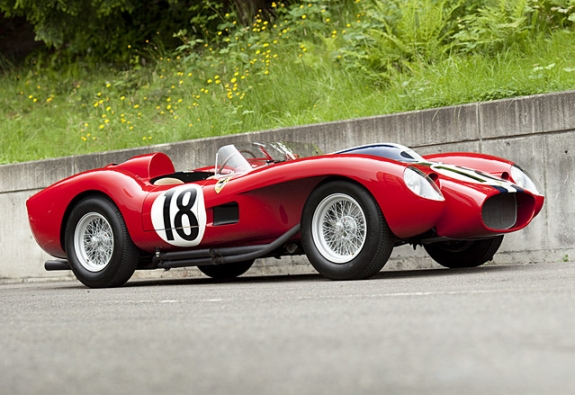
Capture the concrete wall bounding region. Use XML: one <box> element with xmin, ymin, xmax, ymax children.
<box><xmin>2</xmin><ymin>91</ymin><xmax>574</xmax><ymax>282</ymax></box>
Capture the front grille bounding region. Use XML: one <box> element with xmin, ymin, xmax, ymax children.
<box><xmin>482</xmin><ymin>193</ymin><xmax>517</xmax><ymax>230</ymax></box>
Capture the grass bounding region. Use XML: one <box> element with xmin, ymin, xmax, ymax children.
<box><xmin>2</xmin><ymin>0</ymin><xmax>575</xmax><ymax>164</ymax></box>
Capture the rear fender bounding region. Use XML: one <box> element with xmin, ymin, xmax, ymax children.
<box><xmin>28</xmin><ymin>170</ymin><xmax>148</xmax><ymax>257</ymax></box>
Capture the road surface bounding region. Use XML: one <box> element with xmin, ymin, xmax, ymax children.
<box><xmin>2</xmin><ymin>261</ymin><xmax>575</xmax><ymax>395</ymax></box>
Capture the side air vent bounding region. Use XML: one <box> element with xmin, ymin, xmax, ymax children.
<box><xmin>213</xmin><ymin>202</ymin><xmax>239</xmax><ymax>226</ymax></box>
<box><xmin>482</xmin><ymin>193</ymin><xmax>517</xmax><ymax>230</ymax></box>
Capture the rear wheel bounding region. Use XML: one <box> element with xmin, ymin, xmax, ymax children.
<box><xmin>423</xmin><ymin>236</ymin><xmax>504</xmax><ymax>268</ymax></box>
<box><xmin>301</xmin><ymin>181</ymin><xmax>394</xmax><ymax>280</ymax></box>
<box><xmin>198</xmin><ymin>260</ymin><xmax>254</xmax><ymax>279</ymax></box>
<box><xmin>65</xmin><ymin>196</ymin><xmax>139</xmax><ymax>288</ymax></box>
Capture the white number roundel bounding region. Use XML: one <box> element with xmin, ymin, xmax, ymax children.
<box><xmin>151</xmin><ymin>184</ymin><xmax>207</xmax><ymax>247</ymax></box>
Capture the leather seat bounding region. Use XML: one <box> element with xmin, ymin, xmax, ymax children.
<box><xmin>152</xmin><ymin>177</ymin><xmax>184</xmax><ymax>185</ymax></box>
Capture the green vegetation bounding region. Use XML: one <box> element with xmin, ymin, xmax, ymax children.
<box><xmin>0</xmin><ymin>0</ymin><xmax>197</xmax><ymax>64</ymax></box>
<box><xmin>2</xmin><ymin>0</ymin><xmax>575</xmax><ymax>164</ymax></box>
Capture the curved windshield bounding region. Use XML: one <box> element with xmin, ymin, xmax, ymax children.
<box><xmin>215</xmin><ymin>145</ymin><xmax>253</xmax><ymax>176</ymax></box>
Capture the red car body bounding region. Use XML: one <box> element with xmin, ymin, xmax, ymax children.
<box><xmin>26</xmin><ymin>142</ymin><xmax>544</xmax><ymax>287</ymax></box>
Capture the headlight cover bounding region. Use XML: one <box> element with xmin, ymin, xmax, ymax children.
<box><xmin>403</xmin><ymin>167</ymin><xmax>444</xmax><ymax>201</ymax></box>
<box><xmin>510</xmin><ymin>165</ymin><xmax>542</xmax><ymax>195</ymax></box>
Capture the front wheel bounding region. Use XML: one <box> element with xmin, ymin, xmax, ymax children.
<box><xmin>301</xmin><ymin>181</ymin><xmax>394</xmax><ymax>280</ymax></box>
<box><xmin>198</xmin><ymin>260</ymin><xmax>254</xmax><ymax>280</ymax></box>
<box><xmin>65</xmin><ymin>196</ymin><xmax>140</xmax><ymax>288</ymax></box>
<box><xmin>423</xmin><ymin>236</ymin><xmax>504</xmax><ymax>269</ymax></box>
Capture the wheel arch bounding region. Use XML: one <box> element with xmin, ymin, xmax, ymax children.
<box><xmin>302</xmin><ymin>174</ymin><xmax>379</xmax><ymax>210</ymax></box>
<box><xmin>303</xmin><ymin>175</ymin><xmax>399</xmax><ymax>235</ymax></box>
<box><xmin>306</xmin><ymin>175</ymin><xmax>373</xmax><ymax>200</ymax></box>
<box><xmin>312</xmin><ymin>174</ymin><xmax>360</xmax><ymax>186</ymax></box>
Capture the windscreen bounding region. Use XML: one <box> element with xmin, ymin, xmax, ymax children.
<box><xmin>215</xmin><ymin>145</ymin><xmax>253</xmax><ymax>176</ymax></box>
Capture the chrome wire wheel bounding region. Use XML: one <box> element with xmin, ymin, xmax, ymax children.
<box><xmin>311</xmin><ymin>193</ymin><xmax>367</xmax><ymax>264</ymax></box>
<box><xmin>66</xmin><ymin>196</ymin><xmax>139</xmax><ymax>288</ymax></box>
<box><xmin>74</xmin><ymin>212</ymin><xmax>114</xmax><ymax>272</ymax></box>
<box><xmin>301</xmin><ymin>181</ymin><xmax>394</xmax><ymax>280</ymax></box>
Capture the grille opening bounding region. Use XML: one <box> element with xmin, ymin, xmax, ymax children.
<box><xmin>482</xmin><ymin>193</ymin><xmax>517</xmax><ymax>230</ymax></box>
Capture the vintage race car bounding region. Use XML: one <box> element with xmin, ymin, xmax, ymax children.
<box><xmin>26</xmin><ymin>142</ymin><xmax>544</xmax><ymax>288</ymax></box>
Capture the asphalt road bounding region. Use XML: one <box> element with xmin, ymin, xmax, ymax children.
<box><xmin>2</xmin><ymin>261</ymin><xmax>575</xmax><ymax>395</ymax></box>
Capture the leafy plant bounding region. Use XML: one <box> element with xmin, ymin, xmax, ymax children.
<box><xmin>0</xmin><ymin>0</ymin><xmax>238</xmax><ymax>63</ymax></box>
<box><xmin>3</xmin><ymin>0</ymin><xmax>575</xmax><ymax>164</ymax></box>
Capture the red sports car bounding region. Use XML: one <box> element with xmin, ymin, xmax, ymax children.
<box><xmin>26</xmin><ymin>142</ymin><xmax>544</xmax><ymax>288</ymax></box>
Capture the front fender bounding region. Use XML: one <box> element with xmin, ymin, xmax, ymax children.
<box><xmin>216</xmin><ymin>155</ymin><xmax>446</xmax><ymax>239</ymax></box>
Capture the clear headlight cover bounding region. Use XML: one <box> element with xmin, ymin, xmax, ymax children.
<box><xmin>511</xmin><ymin>165</ymin><xmax>542</xmax><ymax>195</ymax></box>
<box><xmin>403</xmin><ymin>168</ymin><xmax>444</xmax><ymax>201</ymax></box>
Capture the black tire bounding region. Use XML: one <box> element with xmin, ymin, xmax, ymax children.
<box><xmin>65</xmin><ymin>196</ymin><xmax>140</xmax><ymax>288</ymax></box>
<box><xmin>423</xmin><ymin>236</ymin><xmax>504</xmax><ymax>268</ymax></box>
<box><xmin>198</xmin><ymin>260</ymin><xmax>254</xmax><ymax>280</ymax></box>
<box><xmin>301</xmin><ymin>180</ymin><xmax>394</xmax><ymax>280</ymax></box>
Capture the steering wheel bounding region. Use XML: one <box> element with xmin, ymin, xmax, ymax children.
<box><xmin>239</xmin><ymin>149</ymin><xmax>258</xmax><ymax>158</ymax></box>
<box><xmin>218</xmin><ymin>153</ymin><xmax>236</xmax><ymax>175</ymax></box>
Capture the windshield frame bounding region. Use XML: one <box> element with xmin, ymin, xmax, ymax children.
<box><xmin>214</xmin><ymin>142</ymin><xmax>323</xmax><ymax>177</ymax></box>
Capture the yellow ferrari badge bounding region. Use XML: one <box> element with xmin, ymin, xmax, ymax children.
<box><xmin>215</xmin><ymin>177</ymin><xmax>231</xmax><ymax>194</ymax></box>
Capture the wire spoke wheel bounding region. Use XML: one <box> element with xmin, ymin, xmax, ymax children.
<box><xmin>66</xmin><ymin>196</ymin><xmax>139</xmax><ymax>288</ymax></box>
<box><xmin>74</xmin><ymin>213</ymin><xmax>114</xmax><ymax>272</ymax></box>
<box><xmin>312</xmin><ymin>193</ymin><xmax>367</xmax><ymax>264</ymax></box>
<box><xmin>301</xmin><ymin>181</ymin><xmax>394</xmax><ymax>280</ymax></box>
